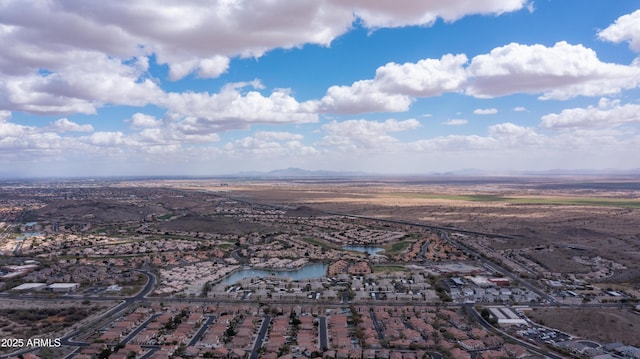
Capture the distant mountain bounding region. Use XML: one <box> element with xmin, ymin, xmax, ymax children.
<box><xmin>425</xmin><ymin>168</ymin><xmax>640</xmax><ymax>177</ymax></box>
<box><xmin>228</xmin><ymin>167</ymin><xmax>640</xmax><ymax>179</ymax></box>
<box><xmin>517</xmin><ymin>168</ymin><xmax>640</xmax><ymax>176</ymax></box>
<box><xmin>232</xmin><ymin>167</ymin><xmax>370</xmax><ymax>178</ymax></box>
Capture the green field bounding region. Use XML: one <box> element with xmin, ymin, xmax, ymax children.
<box><xmin>390</xmin><ymin>193</ymin><xmax>640</xmax><ymax>208</ymax></box>
<box><xmin>384</xmin><ymin>241</ymin><xmax>412</xmax><ymax>254</ymax></box>
<box><xmin>156</xmin><ymin>213</ymin><xmax>173</xmax><ymax>220</ymax></box>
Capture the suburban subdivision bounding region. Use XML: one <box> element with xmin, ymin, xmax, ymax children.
<box><xmin>0</xmin><ymin>177</ymin><xmax>639</xmax><ymax>359</ymax></box>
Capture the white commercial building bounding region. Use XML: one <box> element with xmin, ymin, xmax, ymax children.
<box><xmin>488</xmin><ymin>306</ymin><xmax>527</xmax><ymax>325</ymax></box>
<box><xmin>48</xmin><ymin>283</ymin><xmax>80</xmax><ymax>292</ymax></box>
<box><xmin>12</xmin><ymin>283</ymin><xmax>47</xmax><ymax>291</ymax></box>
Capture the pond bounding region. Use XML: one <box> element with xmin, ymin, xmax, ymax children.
<box><xmin>341</xmin><ymin>245</ymin><xmax>385</xmax><ymax>256</ymax></box>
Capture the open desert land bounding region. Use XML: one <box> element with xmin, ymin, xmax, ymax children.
<box><xmin>527</xmin><ymin>307</ymin><xmax>640</xmax><ymax>347</ymax></box>
<box><xmin>211</xmin><ymin>177</ymin><xmax>640</xmax><ymax>281</ymax></box>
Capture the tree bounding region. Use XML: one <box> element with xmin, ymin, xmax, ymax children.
<box><xmin>98</xmin><ymin>347</ymin><xmax>112</xmax><ymax>359</ymax></box>
<box><xmin>480</xmin><ymin>308</ymin><xmax>498</xmax><ymax>326</ymax></box>
<box><xmin>225</xmin><ymin>326</ymin><xmax>237</xmax><ymax>337</ymax></box>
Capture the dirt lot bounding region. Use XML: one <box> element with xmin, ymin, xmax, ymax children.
<box><xmin>156</xmin><ymin>213</ymin><xmax>272</xmax><ymax>234</ymax></box>
<box><xmin>0</xmin><ymin>299</ymin><xmax>110</xmax><ymax>353</ymax></box>
<box><xmin>528</xmin><ymin>307</ymin><xmax>640</xmax><ymax>346</ymax></box>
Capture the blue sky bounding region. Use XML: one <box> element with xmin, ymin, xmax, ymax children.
<box><xmin>1</xmin><ymin>0</ymin><xmax>640</xmax><ymax>177</ymax></box>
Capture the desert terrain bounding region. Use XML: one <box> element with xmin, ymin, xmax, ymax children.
<box><xmin>217</xmin><ymin>177</ymin><xmax>640</xmax><ymax>278</ymax></box>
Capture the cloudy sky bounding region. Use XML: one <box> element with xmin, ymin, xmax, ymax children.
<box><xmin>1</xmin><ymin>0</ymin><xmax>640</xmax><ymax>177</ymax></box>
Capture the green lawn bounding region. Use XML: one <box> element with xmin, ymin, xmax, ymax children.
<box><xmin>384</xmin><ymin>241</ymin><xmax>412</xmax><ymax>254</ymax></box>
<box><xmin>156</xmin><ymin>213</ymin><xmax>173</xmax><ymax>220</ymax></box>
<box><xmin>300</xmin><ymin>237</ymin><xmax>338</xmax><ymax>249</ymax></box>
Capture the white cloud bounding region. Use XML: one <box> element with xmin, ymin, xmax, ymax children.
<box><xmin>318</xmin><ymin>80</ymin><xmax>413</xmax><ymax>113</ymax></box>
<box><xmin>525</xmin><ymin>2</ymin><xmax>535</xmax><ymax>13</ymax></box>
<box><xmin>598</xmin><ymin>10</ymin><xmax>640</xmax><ymax>52</ymax></box>
<box><xmin>48</xmin><ymin>118</ymin><xmax>94</xmax><ymax>133</ymax></box>
<box><xmin>0</xmin><ymin>118</ymin><xmax>29</xmax><ymax>139</ymax></box>
<box><xmin>408</xmin><ymin>135</ymin><xmax>498</xmax><ymax>152</ymax></box>
<box><xmin>0</xmin><ymin>0</ymin><xmax>527</xmax><ymax>84</ymax></box>
<box><xmin>81</xmin><ymin>132</ymin><xmax>127</xmax><ymax>147</ymax></box>
<box><xmin>253</xmin><ymin>131</ymin><xmax>304</xmax><ymax>141</ymax></box>
<box><xmin>196</xmin><ymin>56</ymin><xmax>231</xmax><ymax>78</ymax></box>
<box><xmin>442</xmin><ymin>119</ymin><xmax>468</xmax><ymax>126</ymax></box>
<box><xmin>167</xmin><ymin>56</ymin><xmax>230</xmax><ymax>81</ymax></box>
<box><xmin>340</xmin><ymin>0</ymin><xmax>529</xmax><ymax>28</ymax></box>
<box><xmin>319</xmin><ymin>54</ymin><xmax>467</xmax><ymax>113</ymax></box>
<box><xmin>224</xmin><ymin>131</ymin><xmax>317</xmax><ymax>157</ymax></box>
<box><xmin>0</xmin><ymin>110</ymin><xmax>10</xmax><ymax>122</ymax></box>
<box><xmin>0</xmin><ymin>118</ymin><xmax>82</xmax><ymax>155</ymax></box>
<box><xmin>374</xmin><ymin>54</ymin><xmax>469</xmax><ymax>96</ymax></box>
<box><xmin>319</xmin><ymin>41</ymin><xmax>640</xmax><ymax>115</ymax></box>
<box><xmin>473</xmin><ymin>108</ymin><xmax>498</xmax><ymax>115</ymax></box>
<box><xmin>128</xmin><ymin>113</ymin><xmax>163</xmax><ymax>129</ymax></box>
<box><xmin>514</xmin><ymin>106</ymin><xmax>527</xmax><ymax>112</ymax></box>
<box><xmin>2</xmin><ymin>1</ymin><xmax>627</xmax><ymax>126</ymax></box>
<box><xmin>409</xmin><ymin>122</ymin><xmax>544</xmax><ymax>153</ymax></box>
<box><xmin>488</xmin><ymin>122</ymin><xmax>544</xmax><ymax>146</ymax></box>
<box><xmin>320</xmin><ymin>118</ymin><xmax>420</xmax><ymax>151</ymax></box>
<box><xmin>0</xmin><ymin>54</ymin><xmax>163</xmax><ymax>115</ymax></box>
<box><xmin>0</xmin><ymin>1</ymin><xmax>348</xmax><ymax>79</ymax></box>
<box><xmin>136</xmin><ymin>126</ymin><xmax>221</xmax><ymax>145</ymax></box>
<box><xmin>163</xmin><ymin>83</ymin><xmax>318</xmax><ymax>130</ymax></box>
<box><xmin>541</xmin><ymin>99</ymin><xmax>640</xmax><ymax>129</ymax></box>
<box><xmin>466</xmin><ymin>41</ymin><xmax>640</xmax><ymax>100</ymax></box>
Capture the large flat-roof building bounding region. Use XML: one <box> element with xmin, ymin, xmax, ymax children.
<box><xmin>12</xmin><ymin>283</ymin><xmax>47</xmax><ymax>291</ymax></box>
<box><xmin>48</xmin><ymin>283</ymin><xmax>80</xmax><ymax>292</ymax></box>
<box><xmin>488</xmin><ymin>306</ymin><xmax>527</xmax><ymax>325</ymax></box>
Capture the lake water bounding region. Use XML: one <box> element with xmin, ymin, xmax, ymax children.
<box><xmin>221</xmin><ymin>262</ymin><xmax>328</xmax><ymax>285</ymax></box>
<box><xmin>341</xmin><ymin>245</ymin><xmax>385</xmax><ymax>256</ymax></box>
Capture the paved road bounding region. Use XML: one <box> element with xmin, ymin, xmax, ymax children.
<box><xmin>119</xmin><ymin>313</ymin><xmax>162</xmax><ymax>346</ymax></box>
<box><xmin>139</xmin><ymin>346</ymin><xmax>160</xmax><ymax>359</ymax></box>
<box><xmin>369</xmin><ymin>310</ymin><xmax>385</xmax><ymax>342</ymax></box>
<box><xmin>133</xmin><ymin>269</ymin><xmax>157</xmax><ymax>300</ymax></box>
<box><xmin>187</xmin><ymin>316</ymin><xmax>216</xmax><ymax>347</ymax></box>
<box><xmin>249</xmin><ymin>315</ymin><xmax>271</xmax><ymax>359</ymax></box>
<box><xmin>318</xmin><ymin>316</ymin><xmax>328</xmax><ymax>350</ymax></box>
